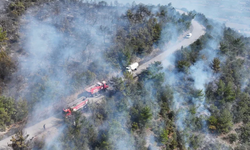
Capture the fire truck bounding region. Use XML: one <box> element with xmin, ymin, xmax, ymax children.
<box><xmin>63</xmin><ymin>96</ymin><xmax>88</xmax><ymax>117</ymax></box>
<box><xmin>85</xmin><ymin>81</ymin><xmax>108</xmax><ymax>96</ymax></box>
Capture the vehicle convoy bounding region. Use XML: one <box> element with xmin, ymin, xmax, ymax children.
<box><xmin>85</xmin><ymin>81</ymin><xmax>109</xmax><ymax>96</ymax></box>
<box><xmin>63</xmin><ymin>81</ymin><xmax>108</xmax><ymax>117</ymax></box>
<box><xmin>126</xmin><ymin>62</ymin><xmax>139</xmax><ymax>72</ymax></box>
<box><xmin>63</xmin><ymin>96</ymin><xmax>88</xmax><ymax>117</ymax></box>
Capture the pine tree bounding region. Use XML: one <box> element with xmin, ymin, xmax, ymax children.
<box><xmin>217</xmin><ymin>80</ymin><xmax>225</xmax><ymax>97</ymax></box>
<box><xmin>210</xmin><ymin>58</ymin><xmax>221</xmax><ymax>73</ymax></box>
<box><xmin>224</xmin><ymin>82</ymin><xmax>236</xmax><ymax>102</ymax></box>
<box><xmin>217</xmin><ymin>109</ymin><xmax>233</xmax><ymax>133</ymax></box>
<box><xmin>140</xmin><ymin>106</ymin><xmax>152</xmax><ymax>123</ymax></box>
<box><xmin>219</xmin><ymin>42</ymin><xmax>228</xmax><ymax>54</ymax></box>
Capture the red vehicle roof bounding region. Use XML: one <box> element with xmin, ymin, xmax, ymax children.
<box><xmin>72</xmin><ymin>99</ymin><xmax>88</xmax><ymax>111</ymax></box>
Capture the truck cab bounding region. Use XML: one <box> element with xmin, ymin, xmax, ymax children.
<box><xmin>63</xmin><ymin>108</ymin><xmax>72</xmax><ymax>118</ymax></box>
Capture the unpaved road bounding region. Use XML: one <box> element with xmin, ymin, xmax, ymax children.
<box><xmin>0</xmin><ymin>19</ymin><xmax>205</xmax><ymax>149</ymax></box>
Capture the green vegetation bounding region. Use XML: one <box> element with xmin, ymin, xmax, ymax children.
<box><xmin>8</xmin><ymin>130</ymin><xmax>32</xmax><ymax>150</ymax></box>
<box><xmin>169</xmin><ymin>11</ymin><xmax>250</xmax><ymax>147</ymax></box>
<box><xmin>9</xmin><ymin>1</ymin><xmax>26</xmax><ymax>16</ymax></box>
<box><xmin>106</xmin><ymin>4</ymin><xmax>193</xmax><ymax>68</ymax></box>
<box><xmin>58</xmin><ymin>61</ymin><xmax>181</xmax><ymax>149</ymax></box>
<box><xmin>0</xmin><ymin>50</ymin><xmax>14</xmax><ymax>81</ymax></box>
<box><xmin>0</xmin><ymin>96</ymin><xmax>28</xmax><ymax>131</ymax></box>
<box><xmin>73</xmin><ymin>70</ymin><xmax>96</xmax><ymax>88</ymax></box>
<box><xmin>227</xmin><ymin>133</ymin><xmax>237</xmax><ymax>144</ymax></box>
<box><xmin>0</xmin><ymin>28</ymin><xmax>8</xmax><ymax>42</ymax></box>
<box><xmin>210</xmin><ymin>57</ymin><xmax>221</xmax><ymax>73</ymax></box>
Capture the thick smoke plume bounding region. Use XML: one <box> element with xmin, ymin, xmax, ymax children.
<box><xmin>11</xmin><ymin>1</ymin><xmax>129</xmax><ymax>149</ymax></box>
<box><xmin>16</xmin><ymin>1</ymin><xmax>125</xmax><ymax>124</ymax></box>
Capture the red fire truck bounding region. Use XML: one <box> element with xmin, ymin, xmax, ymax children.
<box><xmin>63</xmin><ymin>96</ymin><xmax>88</xmax><ymax>117</ymax></box>
<box><xmin>85</xmin><ymin>81</ymin><xmax>108</xmax><ymax>96</ymax></box>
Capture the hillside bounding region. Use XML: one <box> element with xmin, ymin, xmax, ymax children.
<box><xmin>0</xmin><ymin>0</ymin><xmax>250</xmax><ymax>150</ymax></box>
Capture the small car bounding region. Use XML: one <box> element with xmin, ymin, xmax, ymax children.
<box><xmin>186</xmin><ymin>33</ymin><xmax>192</xmax><ymax>38</ymax></box>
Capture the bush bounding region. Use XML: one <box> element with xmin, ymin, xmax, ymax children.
<box><xmin>228</xmin><ymin>133</ymin><xmax>237</xmax><ymax>144</ymax></box>
<box><xmin>0</xmin><ymin>28</ymin><xmax>8</xmax><ymax>42</ymax></box>
<box><xmin>0</xmin><ymin>50</ymin><xmax>14</xmax><ymax>80</ymax></box>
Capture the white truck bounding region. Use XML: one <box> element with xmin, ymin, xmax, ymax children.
<box><xmin>126</xmin><ymin>62</ymin><xmax>139</xmax><ymax>73</ymax></box>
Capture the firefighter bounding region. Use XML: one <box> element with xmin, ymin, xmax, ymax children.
<box><xmin>43</xmin><ymin>124</ymin><xmax>46</xmax><ymax>130</ymax></box>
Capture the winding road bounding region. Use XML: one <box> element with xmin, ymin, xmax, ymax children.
<box><xmin>0</xmin><ymin>18</ymin><xmax>205</xmax><ymax>150</ymax></box>
<box><xmin>134</xmin><ymin>19</ymin><xmax>205</xmax><ymax>75</ymax></box>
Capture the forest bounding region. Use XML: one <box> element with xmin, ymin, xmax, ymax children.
<box><xmin>0</xmin><ymin>0</ymin><xmax>250</xmax><ymax>150</ymax></box>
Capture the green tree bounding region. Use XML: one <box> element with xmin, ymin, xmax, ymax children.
<box><xmin>14</xmin><ymin>99</ymin><xmax>28</xmax><ymax>122</ymax></box>
<box><xmin>98</xmin><ymin>133</ymin><xmax>113</xmax><ymax>150</ymax></box>
<box><xmin>9</xmin><ymin>1</ymin><xmax>26</xmax><ymax>16</ymax></box>
<box><xmin>216</xmin><ymin>80</ymin><xmax>225</xmax><ymax>97</ymax></box>
<box><xmin>208</xmin><ymin>116</ymin><xmax>217</xmax><ymax>131</ymax></box>
<box><xmin>224</xmin><ymin>81</ymin><xmax>236</xmax><ymax>102</ymax></box>
<box><xmin>0</xmin><ymin>96</ymin><xmax>15</xmax><ymax>130</ymax></box>
<box><xmin>110</xmin><ymin>77</ymin><xmax>125</xmax><ymax>92</ymax></box>
<box><xmin>239</xmin><ymin>123</ymin><xmax>250</xmax><ymax>143</ymax></box>
<box><xmin>177</xmin><ymin>60</ymin><xmax>190</xmax><ymax>73</ymax></box>
<box><xmin>160</xmin><ymin>129</ymin><xmax>169</xmax><ymax>144</ymax></box>
<box><xmin>0</xmin><ymin>50</ymin><xmax>14</xmax><ymax>80</ymax></box>
<box><xmin>216</xmin><ymin>80</ymin><xmax>235</xmax><ymax>103</ymax></box>
<box><xmin>0</xmin><ymin>28</ymin><xmax>8</xmax><ymax>42</ymax></box>
<box><xmin>219</xmin><ymin>42</ymin><xmax>228</xmax><ymax>54</ymax></box>
<box><xmin>192</xmin><ymin>89</ymin><xmax>204</xmax><ymax>99</ymax></box>
<box><xmin>233</xmin><ymin>92</ymin><xmax>250</xmax><ymax>123</ymax></box>
<box><xmin>210</xmin><ymin>58</ymin><xmax>221</xmax><ymax>73</ymax></box>
<box><xmin>139</xmin><ymin>61</ymin><xmax>164</xmax><ymax>84</ymax></box>
<box><xmin>132</xmin><ymin>122</ymin><xmax>139</xmax><ymax>131</ymax></box>
<box><xmin>190</xmin><ymin>106</ymin><xmax>196</xmax><ymax>115</ymax></box>
<box><xmin>217</xmin><ymin>109</ymin><xmax>233</xmax><ymax>133</ymax></box>
<box><xmin>8</xmin><ymin>131</ymin><xmax>32</xmax><ymax>150</ymax></box>
<box><xmin>0</xmin><ymin>106</ymin><xmax>9</xmax><ymax>131</ymax></box>
<box><xmin>140</xmin><ymin>106</ymin><xmax>152</xmax><ymax>123</ymax></box>
<box><xmin>232</xmin><ymin>38</ymin><xmax>244</xmax><ymax>56</ymax></box>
